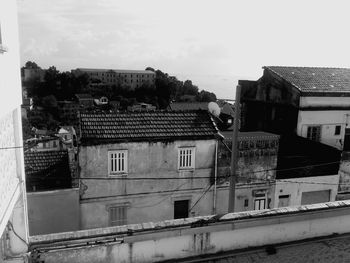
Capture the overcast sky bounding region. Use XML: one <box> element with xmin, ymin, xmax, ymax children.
<box><xmin>17</xmin><ymin>0</ymin><xmax>350</xmax><ymax>99</ymax></box>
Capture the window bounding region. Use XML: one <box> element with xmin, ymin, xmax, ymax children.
<box><xmin>109</xmin><ymin>206</ymin><xmax>127</xmax><ymax>226</ymax></box>
<box><xmin>307</xmin><ymin>126</ymin><xmax>321</xmax><ymax>142</ymax></box>
<box><xmin>108</xmin><ymin>150</ymin><xmax>128</xmax><ymax>174</ymax></box>
<box><xmin>254</xmin><ymin>198</ymin><xmax>266</xmax><ymax>210</ymax></box>
<box><xmin>244</xmin><ymin>199</ymin><xmax>249</xmax><ymax>207</ymax></box>
<box><xmin>53</xmin><ymin>140</ymin><xmax>57</xmax><ymax>147</ymax></box>
<box><xmin>178</xmin><ymin>147</ymin><xmax>195</xmax><ymax>169</ymax></box>
<box><xmin>335</xmin><ymin>125</ymin><xmax>341</xmax><ymax>136</ymax></box>
<box><xmin>174</xmin><ymin>200</ymin><xmax>189</xmax><ymax>219</ymax></box>
<box><xmin>253</xmin><ymin>190</ymin><xmax>266</xmax><ymax>210</ymax></box>
<box><xmin>278</xmin><ymin>195</ymin><xmax>290</xmax><ymax>207</ymax></box>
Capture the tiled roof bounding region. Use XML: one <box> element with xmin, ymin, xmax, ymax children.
<box><xmin>79</xmin><ymin>110</ymin><xmax>219</xmax><ymax>144</ymax></box>
<box><xmin>220</xmin><ymin>131</ymin><xmax>280</xmax><ymax>141</ymax></box>
<box><xmin>24</xmin><ymin>150</ymin><xmax>71</xmax><ymax>191</ymax></box>
<box><xmin>75</xmin><ymin>68</ymin><xmax>155</xmax><ymax>75</ymax></box>
<box><xmin>264</xmin><ymin>66</ymin><xmax>350</xmax><ymax>94</ymax></box>
<box><xmin>168</xmin><ymin>102</ymin><xmax>209</xmax><ymax>111</ymax></box>
<box><xmin>75</xmin><ymin>93</ymin><xmax>93</xmax><ymax>99</ymax></box>
<box><xmin>24</xmin><ymin>150</ymin><xmax>69</xmax><ymax>176</ymax></box>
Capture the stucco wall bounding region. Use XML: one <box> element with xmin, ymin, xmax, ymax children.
<box><xmin>297</xmin><ymin>97</ymin><xmax>350</xmax><ymax>149</ymax></box>
<box><xmin>79</xmin><ymin>139</ymin><xmax>216</xmax><ymax>229</ymax></box>
<box><xmin>274</xmin><ymin>175</ymin><xmax>339</xmax><ymax>208</ymax></box>
<box><xmin>299</xmin><ymin>96</ymin><xmax>350</xmax><ymax>107</ymax></box>
<box><xmin>30</xmin><ymin>201</ymin><xmax>350</xmax><ymax>263</ymax></box>
<box><xmin>27</xmin><ymin>188</ymin><xmax>80</xmax><ymax>235</ymax></box>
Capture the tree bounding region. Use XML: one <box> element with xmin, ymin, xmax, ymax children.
<box><xmin>25</xmin><ymin>61</ymin><xmax>40</xmax><ymax>69</ymax></box>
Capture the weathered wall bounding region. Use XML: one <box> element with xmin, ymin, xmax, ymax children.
<box><xmin>274</xmin><ymin>175</ymin><xmax>339</xmax><ymax>207</ymax></box>
<box><xmin>217</xmin><ymin>136</ymin><xmax>278</xmax><ymax>212</ymax></box>
<box><xmin>79</xmin><ymin>139</ymin><xmax>216</xmax><ymax>229</ymax></box>
<box><xmin>239</xmin><ymin>70</ymin><xmax>300</xmax><ymax>134</ymax></box>
<box><xmin>27</xmin><ymin>188</ymin><xmax>80</xmax><ymax>235</ymax></box>
<box><xmin>29</xmin><ymin>201</ymin><xmax>350</xmax><ymax>263</ymax></box>
<box><xmin>338</xmin><ymin>153</ymin><xmax>350</xmax><ymax>194</ymax></box>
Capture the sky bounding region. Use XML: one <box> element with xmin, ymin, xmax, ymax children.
<box><xmin>17</xmin><ymin>0</ymin><xmax>350</xmax><ymax>99</ymax></box>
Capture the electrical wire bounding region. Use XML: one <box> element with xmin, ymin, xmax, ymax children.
<box><xmin>131</xmin><ymin>181</ymin><xmax>189</xmax><ymax>208</ymax></box>
<box><xmin>76</xmin><ymin>160</ymin><xmax>341</xmax><ymax>181</ymax></box>
<box><xmin>7</xmin><ymin>221</ymin><xmax>28</xmax><ymax>246</ymax></box>
<box><xmin>188</xmin><ymin>183</ymin><xmax>213</xmax><ymax>213</ymax></box>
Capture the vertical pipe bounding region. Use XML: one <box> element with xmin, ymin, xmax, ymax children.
<box><xmin>213</xmin><ymin>140</ymin><xmax>218</xmax><ymax>214</ymax></box>
<box><xmin>228</xmin><ymin>84</ymin><xmax>241</xmax><ymax>213</ymax></box>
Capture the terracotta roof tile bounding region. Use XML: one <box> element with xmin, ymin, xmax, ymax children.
<box><xmin>265</xmin><ymin>66</ymin><xmax>350</xmax><ymax>94</ymax></box>
<box><xmin>80</xmin><ymin>110</ymin><xmax>218</xmax><ymax>144</ymax></box>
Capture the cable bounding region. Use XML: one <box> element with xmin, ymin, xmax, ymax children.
<box><xmin>75</xmin><ymin>160</ymin><xmax>340</xmax><ymax>181</ymax></box>
<box><xmin>0</xmin><ymin>146</ymin><xmax>24</xmax><ymax>150</ymax></box>
<box><xmin>132</xmin><ymin>181</ymin><xmax>189</xmax><ymax>208</ymax></box>
<box><xmin>188</xmin><ymin>183</ymin><xmax>213</xmax><ymax>213</ymax></box>
<box><xmin>7</xmin><ymin>221</ymin><xmax>28</xmax><ymax>246</ymax></box>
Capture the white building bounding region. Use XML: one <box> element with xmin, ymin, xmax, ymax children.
<box><xmin>265</xmin><ymin>66</ymin><xmax>350</xmax><ymax>150</ymax></box>
<box><xmin>0</xmin><ymin>1</ymin><xmax>29</xmax><ymax>262</ymax></box>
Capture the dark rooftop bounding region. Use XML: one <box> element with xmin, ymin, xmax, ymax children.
<box><xmin>220</xmin><ymin>131</ymin><xmax>280</xmax><ymax>141</ymax></box>
<box><xmin>24</xmin><ymin>150</ymin><xmax>72</xmax><ymax>192</ymax></box>
<box><xmin>168</xmin><ymin>102</ymin><xmax>209</xmax><ymax>111</ymax></box>
<box><xmin>75</xmin><ymin>93</ymin><xmax>93</xmax><ymax>99</ymax></box>
<box><xmin>264</xmin><ymin>66</ymin><xmax>350</xmax><ymax>94</ymax></box>
<box><xmin>79</xmin><ymin>110</ymin><xmax>219</xmax><ymax>144</ymax></box>
<box><xmin>276</xmin><ymin>134</ymin><xmax>341</xmax><ymax>179</ymax></box>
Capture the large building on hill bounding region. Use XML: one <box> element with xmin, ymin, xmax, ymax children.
<box><xmin>240</xmin><ymin>66</ymin><xmax>350</xmax><ymax>151</ymax></box>
<box><xmin>72</xmin><ymin>68</ymin><xmax>156</xmax><ymax>89</ymax></box>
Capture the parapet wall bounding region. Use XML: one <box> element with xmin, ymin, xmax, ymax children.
<box><xmin>30</xmin><ymin>200</ymin><xmax>350</xmax><ymax>263</ymax></box>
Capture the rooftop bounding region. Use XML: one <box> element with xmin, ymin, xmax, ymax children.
<box><xmin>24</xmin><ymin>150</ymin><xmax>72</xmax><ymax>191</ymax></box>
<box><xmin>220</xmin><ymin>131</ymin><xmax>280</xmax><ymax>141</ymax></box>
<box><xmin>75</xmin><ymin>93</ymin><xmax>93</xmax><ymax>100</ymax></box>
<box><xmin>79</xmin><ymin>110</ymin><xmax>219</xmax><ymax>144</ymax></box>
<box><xmin>75</xmin><ymin>68</ymin><xmax>155</xmax><ymax>75</ymax></box>
<box><xmin>168</xmin><ymin>102</ymin><xmax>209</xmax><ymax>111</ymax></box>
<box><xmin>264</xmin><ymin>66</ymin><xmax>350</xmax><ymax>94</ymax></box>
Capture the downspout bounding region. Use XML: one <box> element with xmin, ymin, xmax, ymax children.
<box><xmin>213</xmin><ymin>140</ymin><xmax>218</xmax><ymax>214</ymax></box>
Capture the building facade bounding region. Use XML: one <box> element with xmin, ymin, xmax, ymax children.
<box><xmin>78</xmin><ymin>111</ymin><xmax>220</xmax><ymax>229</ymax></box>
<box><xmin>0</xmin><ymin>1</ymin><xmax>29</xmax><ymax>261</ymax></box>
<box><xmin>240</xmin><ymin>66</ymin><xmax>350</xmax><ymax>151</ymax></box>
<box><xmin>216</xmin><ymin>131</ymin><xmax>280</xmax><ymax>212</ymax></box>
<box><xmin>72</xmin><ymin>68</ymin><xmax>156</xmax><ymax>90</ymax></box>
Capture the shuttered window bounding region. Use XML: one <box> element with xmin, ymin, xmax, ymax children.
<box><xmin>307</xmin><ymin>126</ymin><xmax>321</xmax><ymax>142</ymax></box>
<box><xmin>109</xmin><ymin>206</ymin><xmax>127</xmax><ymax>226</ymax></box>
<box><xmin>178</xmin><ymin>147</ymin><xmax>195</xmax><ymax>169</ymax></box>
<box><xmin>108</xmin><ymin>150</ymin><xmax>128</xmax><ymax>174</ymax></box>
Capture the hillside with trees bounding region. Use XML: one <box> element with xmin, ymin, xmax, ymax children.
<box><xmin>22</xmin><ymin>61</ymin><xmax>217</xmax><ymax>130</ymax></box>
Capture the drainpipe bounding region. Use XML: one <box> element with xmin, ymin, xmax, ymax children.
<box><xmin>213</xmin><ymin>140</ymin><xmax>218</xmax><ymax>214</ymax></box>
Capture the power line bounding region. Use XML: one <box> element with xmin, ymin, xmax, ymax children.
<box><xmin>189</xmin><ymin>183</ymin><xmax>212</xmax><ymax>213</ymax></box>
<box><xmin>131</xmin><ymin>181</ymin><xmax>189</xmax><ymax>208</ymax></box>
<box><xmin>76</xmin><ymin>160</ymin><xmax>341</xmax><ymax>181</ymax></box>
<box><xmin>7</xmin><ymin>221</ymin><xmax>28</xmax><ymax>246</ymax></box>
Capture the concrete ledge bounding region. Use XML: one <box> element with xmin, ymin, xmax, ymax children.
<box><xmin>30</xmin><ymin>200</ymin><xmax>350</xmax><ymax>246</ymax></box>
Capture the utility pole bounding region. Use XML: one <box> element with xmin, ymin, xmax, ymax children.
<box><xmin>228</xmin><ymin>84</ymin><xmax>241</xmax><ymax>213</ymax></box>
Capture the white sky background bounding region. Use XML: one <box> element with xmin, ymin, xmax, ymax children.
<box><xmin>17</xmin><ymin>0</ymin><xmax>350</xmax><ymax>99</ymax></box>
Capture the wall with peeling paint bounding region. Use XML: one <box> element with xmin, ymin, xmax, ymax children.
<box><xmin>79</xmin><ymin>139</ymin><xmax>217</xmax><ymax>229</ymax></box>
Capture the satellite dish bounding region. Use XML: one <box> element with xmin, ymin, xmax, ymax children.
<box><xmin>208</xmin><ymin>102</ymin><xmax>221</xmax><ymax>117</ymax></box>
